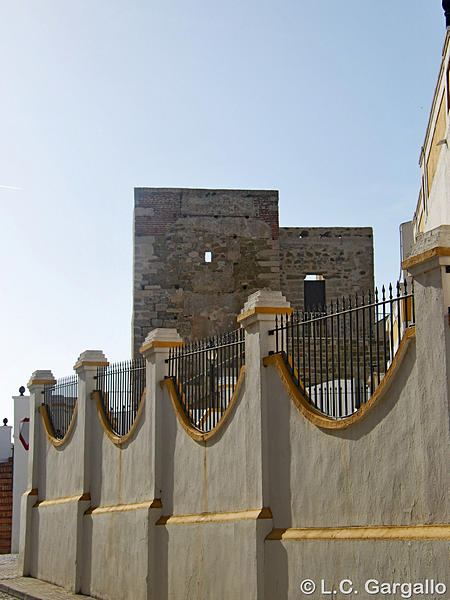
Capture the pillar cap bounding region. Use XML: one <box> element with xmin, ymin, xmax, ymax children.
<box><xmin>27</xmin><ymin>370</ymin><xmax>55</xmax><ymax>389</ymax></box>
<box><xmin>73</xmin><ymin>350</ymin><xmax>109</xmax><ymax>372</ymax></box>
<box><xmin>140</xmin><ymin>328</ymin><xmax>184</xmax><ymax>355</ymax></box>
<box><xmin>402</xmin><ymin>225</ymin><xmax>450</xmax><ymax>273</ymax></box>
<box><xmin>237</xmin><ymin>289</ymin><xmax>293</xmax><ymax>324</ymax></box>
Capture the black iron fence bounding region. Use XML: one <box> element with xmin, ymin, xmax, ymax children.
<box><xmin>270</xmin><ymin>281</ymin><xmax>415</xmax><ymax>419</ymax></box>
<box><xmin>43</xmin><ymin>375</ymin><xmax>78</xmax><ymax>440</ymax></box>
<box><xmin>95</xmin><ymin>357</ymin><xmax>146</xmax><ymax>436</ymax></box>
<box><xmin>167</xmin><ymin>328</ymin><xmax>245</xmax><ymax>433</ymax></box>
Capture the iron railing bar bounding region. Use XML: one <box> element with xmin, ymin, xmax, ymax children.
<box><xmin>172</xmin><ymin>339</ymin><xmax>245</xmax><ymax>359</ymax></box>
<box><xmin>355</xmin><ymin>294</ymin><xmax>361</xmax><ymax>411</ymax></box>
<box><xmin>268</xmin><ymin>293</ymin><xmax>413</xmax><ymax>332</ymax></box>
<box><xmin>342</xmin><ymin>297</ymin><xmax>347</xmax><ymax>417</ymax></box>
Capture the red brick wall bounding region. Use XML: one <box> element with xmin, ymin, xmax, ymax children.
<box><xmin>0</xmin><ymin>458</ymin><xmax>12</xmax><ymax>554</ymax></box>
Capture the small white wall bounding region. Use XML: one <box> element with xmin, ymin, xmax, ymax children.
<box><xmin>12</xmin><ymin>395</ymin><xmax>29</xmax><ymax>553</ymax></box>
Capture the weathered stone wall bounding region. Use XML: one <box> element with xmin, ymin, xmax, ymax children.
<box><xmin>279</xmin><ymin>227</ymin><xmax>374</xmax><ymax>311</ymax></box>
<box><xmin>133</xmin><ymin>189</ymin><xmax>374</xmax><ymax>355</ymax></box>
<box><xmin>133</xmin><ymin>188</ymin><xmax>280</xmax><ymax>354</ymax></box>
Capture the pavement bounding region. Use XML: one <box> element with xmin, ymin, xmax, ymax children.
<box><xmin>0</xmin><ymin>555</ymin><xmax>96</xmax><ymax>600</ymax></box>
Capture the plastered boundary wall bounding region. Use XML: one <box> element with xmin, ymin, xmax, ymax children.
<box><xmin>20</xmin><ymin>239</ymin><xmax>449</xmax><ymax>600</ymax></box>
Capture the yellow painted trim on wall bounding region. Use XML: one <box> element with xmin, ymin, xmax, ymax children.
<box><xmin>426</xmin><ymin>94</ymin><xmax>446</xmax><ymax>192</ymax></box>
<box><xmin>160</xmin><ymin>366</ymin><xmax>245</xmax><ymax>442</ymax></box>
<box><xmin>91</xmin><ymin>389</ymin><xmax>146</xmax><ymax>446</ymax></box>
<box><xmin>418</xmin><ymin>210</ymin><xmax>424</xmax><ymax>234</ymax></box>
<box><xmin>263</xmin><ymin>327</ymin><xmax>416</xmax><ymax>430</ymax></box>
<box><xmin>266</xmin><ymin>524</ymin><xmax>450</xmax><ymax>541</ymax></box>
<box><xmin>422</xmin><ymin>35</ymin><xmax>448</xmax><ymax>163</ymax></box>
<box><xmin>85</xmin><ymin>499</ymin><xmax>162</xmax><ymax>515</ymax></box>
<box><xmin>237</xmin><ymin>306</ymin><xmax>294</xmax><ymax>323</ymax></box>
<box><xmin>139</xmin><ymin>340</ymin><xmax>185</xmax><ymax>354</ymax></box>
<box><xmin>34</xmin><ymin>493</ymin><xmax>91</xmax><ymax>508</ymax></box>
<box><xmin>402</xmin><ymin>247</ymin><xmax>450</xmax><ymax>270</ymax></box>
<box><xmin>23</xmin><ymin>489</ymin><xmax>38</xmax><ymax>497</ymax></box>
<box><xmin>156</xmin><ymin>507</ymin><xmax>272</xmax><ymax>526</ymax></box>
<box><xmin>39</xmin><ymin>402</ymin><xmax>78</xmax><ymax>447</ymax></box>
<box><xmin>73</xmin><ymin>360</ymin><xmax>109</xmax><ymax>371</ymax></box>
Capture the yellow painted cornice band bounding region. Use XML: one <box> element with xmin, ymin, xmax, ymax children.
<box><xmin>139</xmin><ymin>340</ymin><xmax>185</xmax><ymax>354</ymax></box>
<box><xmin>34</xmin><ymin>493</ymin><xmax>91</xmax><ymax>508</ymax></box>
<box><xmin>91</xmin><ymin>389</ymin><xmax>145</xmax><ymax>446</ymax></box>
<box><xmin>86</xmin><ymin>499</ymin><xmax>162</xmax><ymax>515</ymax></box>
<box><xmin>263</xmin><ymin>327</ymin><xmax>415</xmax><ymax>430</ymax></box>
<box><xmin>156</xmin><ymin>507</ymin><xmax>272</xmax><ymax>526</ymax></box>
<box><xmin>267</xmin><ymin>524</ymin><xmax>450</xmax><ymax>541</ymax></box>
<box><xmin>28</xmin><ymin>379</ymin><xmax>55</xmax><ymax>387</ymax></box>
<box><xmin>39</xmin><ymin>403</ymin><xmax>78</xmax><ymax>447</ymax></box>
<box><xmin>421</xmin><ymin>35</ymin><xmax>448</xmax><ymax>160</ymax></box>
<box><xmin>160</xmin><ymin>366</ymin><xmax>245</xmax><ymax>442</ymax></box>
<box><xmin>237</xmin><ymin>306</ymin><xmax>294</xmax><ymax>323</ymax></box>
<box><xmin>73</xmin><ymin>360</ymin><xmax>109</xmax><ymax>371</ymax></box>
<box><xmin>402</xmin><ymin>246</ymin><xmax>450</xmax><ymax>270</ymax></box>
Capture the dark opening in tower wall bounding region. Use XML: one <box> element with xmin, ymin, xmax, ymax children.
<box><xmin>304</xmin><ymin>274</ymin><xmax>326</xmax><ymax>311</ymax></box>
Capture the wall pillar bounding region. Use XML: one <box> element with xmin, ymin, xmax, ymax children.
<box><xmin>73</xmin><ymin>350</ymin><xmax>108</xmax><ymax>592</ymax></box>
<box><xmin>139</xmin><ymin>328</ymin><xmax>183</xmax><ymax>600</ymax></box>
<box><xmin>403</xmin><ymin>225</ymin><xmax>450</xmax><ymax>521</ymax></box>
<box><xmin>237</xmin><ymin>290</ymin><xmax>292</xmax><ymax>599</ymax></box>
<box><xmin>19</xmin><ymin>370</ymin><xmax>55</xmax><ymax>575</ymax></box>
<box><xmin>12</xmin><ymin>393</ymin><xmax>29</xmax><ymax>554</ymax></box>
<box><xmin>140</xmin><ymin>328</ymin><xmax>184</xmax><ymax>499</ymax></box>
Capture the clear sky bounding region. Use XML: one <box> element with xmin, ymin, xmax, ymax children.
<box><xmin>0</xmin><ymin>1</ymin><xmax>446</xmax><ymax>426</ymax></box>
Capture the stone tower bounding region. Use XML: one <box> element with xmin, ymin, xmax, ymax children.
<box><xmin>132</xmin><ymin>187</ymin><xmax>374</xmax><ymax>355</ymax></box>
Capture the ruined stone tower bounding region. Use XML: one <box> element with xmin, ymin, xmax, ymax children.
<box><xmin>133</xmin><ymin>187</ymin><xmax>374</xmax><ymax>355</ymax></box>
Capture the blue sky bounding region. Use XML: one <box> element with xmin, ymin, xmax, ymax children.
<box><xmin>0</xmin><ymin>1</ymin><xmax>445</xmax><ymax>425</ymax></box>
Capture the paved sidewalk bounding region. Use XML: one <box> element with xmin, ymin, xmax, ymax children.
<box><xmin>0</xmin><ymin>556</ymin><xmax>96</xmax><ymax>600</ymax></box>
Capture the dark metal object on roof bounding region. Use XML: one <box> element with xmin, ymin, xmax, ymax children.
<box><xmin>444</xmin><ymin>0</ymin><xmax>450</xmax><ymax>27</ymax></box>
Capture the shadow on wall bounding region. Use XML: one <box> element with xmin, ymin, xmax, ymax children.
<box><xmin>325</xmin><ymin>342</ymin><xmax>416</xmax><ymax>442</ymax></box>
<box><xmin>266</xmin><ymin>365</ymin><xmax>290</xmax><ymax>597</ymax></box>
<box><xmin>81</xmin><ymin>402</ymin><xmax>103</xmax><ymax>596</ymax></box>
<box><xmin>155</xmin><ymin>392</ymin><xmax>177</xmax><ymax>598</ymax></box>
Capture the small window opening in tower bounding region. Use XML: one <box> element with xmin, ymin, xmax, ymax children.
<box><xmin>204</xmin><ymin>251</ymin><xmax>212</xmax><ymax>263</ymax></box>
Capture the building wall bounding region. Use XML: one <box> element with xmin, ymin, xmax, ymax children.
<box><xmin>133</xmin><ymin>188</ymin><xmax>280</xmax><ymax>354</ymax></box>
<box><xmin>413</xmin><ymin>30</ymin><xmax>450</xmax><ymax>237</ymax></box>
<box><xmin>279</xmin><ymin>227</ymin><xmax>374</xmax><ymax>310</ymax></box>
<box><xmin>133</xmin><ymin>189</ymin><xmax>374</xmax><ymax>355</ymax></box>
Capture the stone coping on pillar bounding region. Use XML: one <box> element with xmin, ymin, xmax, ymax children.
<box><xmin>27</xmin><ymin>370</ymin><xmax>55</xmax><ymax>389</ymax></box>
<box><xmin>237</xmin><ymin>289</ymin><xmax>293</xmax><ymax>324</ymax></box>
<box><xmin>140</xmin><ymin>328</ymin><xmax>184</xmax><ymax>355</ymax></box>
<box><xmin>402</xmin><ymin>225</ymin><xmax>450</xmax><ymax>272</ymax></box>
<box><xmin>73</xmin><ymin>350</ymin><xmax>109</xmax><ymax>371</ymax></box>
